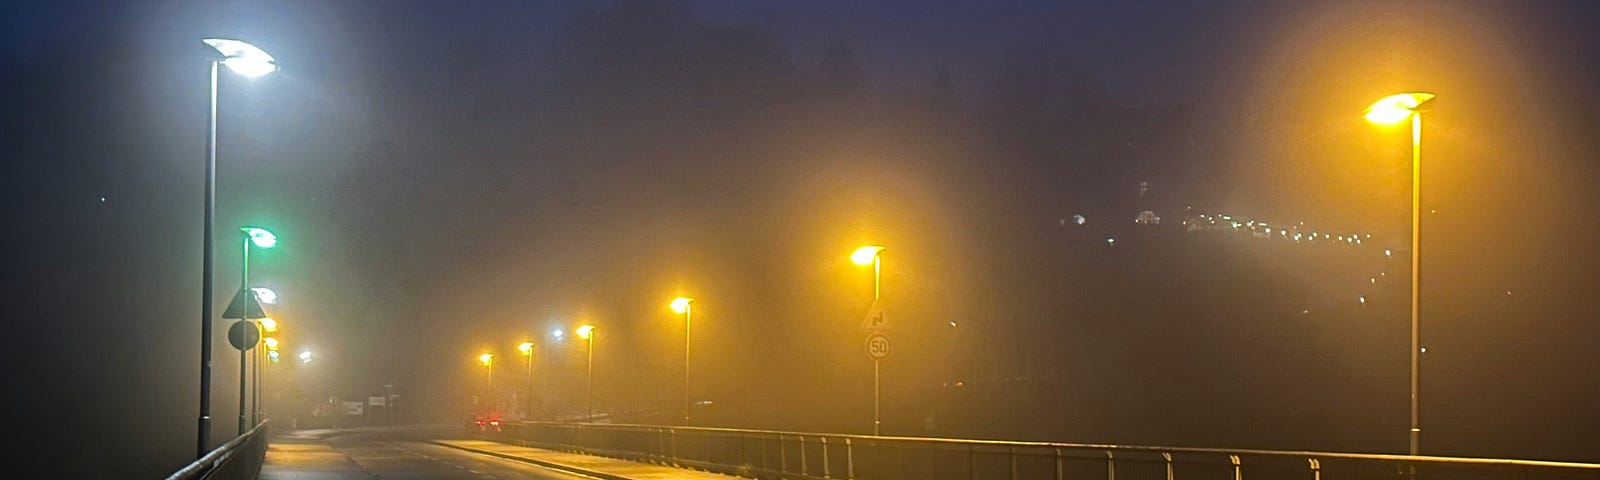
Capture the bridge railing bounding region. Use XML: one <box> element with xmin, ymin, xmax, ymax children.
<box><xmin>163</xmin><ymin>421</ymin><xmax>269</xmax><ymax>480</ymax></box>
<box><xmin>492</xmin><ymin>421</ymin><xmax>1600</xmax><ymax>480</ymax></box>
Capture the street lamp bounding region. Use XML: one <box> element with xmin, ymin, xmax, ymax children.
<box><xmin>252</xmin><ymin>287</ymin><xmax>277</xmax><ymax>305</ymax></box>
<box><xmin>196</xmin><ymin>38</ymin><xmax>275</xmax><ymax>456</ymax></box>
<box><xmin>518</xmin><ymin>341</ymin><xmax>535</xmax><ymax>419</ymax></box>
<box><xmin>298</xmin><ymin>350</ymin><xmax>312</xmax><ymax>364</ymax></box>
<box><xmin>479</xmin><ymin>352</ymin><xmax>495</xmax><ymax>388</ymax></box>
<box><xmin>575</xmin><ymin>324</ymin><xmax>596</xmax><ymax>420</ymax></box>
<box><xmin>670</xmin><ymin>297</ymin><xmax>694</xmax><ymax>425</ymax></box>
<box><xmin>259</xmin><ymin>317</ymin><xmax>278</xmax><ymax>333</ymax></box>
<box><xmin>1365</xmin><ymin>91</ymin><xmax>1434</xmax><ymax>456</ymax></box>
<box><xmin>237</xmin><ymin>227</ymin><xmax>276</xmax><ymax>429</ymax></box>
<box><xmin>852</xmin><ymin>245</ymin><xmax>885</xmax><ymax>435</ymax></box>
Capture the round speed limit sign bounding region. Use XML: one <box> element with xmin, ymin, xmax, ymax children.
<box><xmin>865</xmin><ymin>333</ymin><xmax>890</xmax><ymax>360</ymax></box>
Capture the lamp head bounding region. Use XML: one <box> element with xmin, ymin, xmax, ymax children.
<box><xmin>670</xmin><ymin>297</ymin><xmax>694</xmax><ymax>314</ymax></box>
<box><xmin>478</xmin><ymin>353</ymin><xmax>493</xmax><ymax>366</ymax></box>
<box><xmin>575</xmin><ymin>324</ymin><xmax>595</xmax><ymax>340</ymax></box>
<box><xmin>242</xmin><ymin>227</ymin><xmax>277</xmax><ymax>248</ymax></box>
<box><xmin>518</xmin><ymin>342</ymin><xmax>534</xmax><ymax>355</ymax></box>
<box><xmin>851</xmin><ymin>245</ymin><xmax>886</xmax><ymax>265</ymax></box>
<box><xmin>203</xmin><ymin>38</ymin><xmax>277</xmax><ymax>77</ymax></box>
<box><xmin>252</xmin><ymin>287</ymin><xmax>277</xmax><ymax>305</ymax></box>
<box><xmin>1364</xmin><ymin>92</ymin><xmax>1435</xmax><ymax>125</ymax></box>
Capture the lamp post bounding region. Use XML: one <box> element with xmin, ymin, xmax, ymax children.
<box><xmin>256</xmin><ymin>315</ymin><xmax>277</xmax><ymax>424</ymax></box>
<box><xmin>576</xmin><ymin>325</ymin><xmax>596</xmax><ymax>421</ymax></box>
<box><xmin>670</xmin><ymin>297</ymin><xmax>694</xmax><ymax>425</ymax></box>
<box><xmin>518</xmin><ymin>341</ymin><xmax>535</xmax><ymax>419</ymax></box>
<box><xmin>196</xmin><ymin>38</ymin><xmax>276</xmax><ymax>458</ymax></box>
<box><xmin>479</xmin><ymin>353</ymin><xmax>494</xmax><ymax>410</ymax></box>
<box><xmin>1365</xmin><ymin>92</ymin><xmax>1435</xmax><ymax>456</ymax></box>
<box><xmin>239</xmin><ymin>228</ymin><xmax>275</xmax><ymax>428</ymax></box>
<box><xmin>852</xmin><ymin>245</ymin><xmax>886</xmax><ymax>436</ymax></box>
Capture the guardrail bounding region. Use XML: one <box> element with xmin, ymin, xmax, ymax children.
<box><xmin>164</xmin><ymin>421</ymin><xmax>270</xmax><ymax>480</ymax></box>
<box><xmin>488</xmin><ymin>421</ymin><xmax>1600</xmax><ymax>480</ymax></box>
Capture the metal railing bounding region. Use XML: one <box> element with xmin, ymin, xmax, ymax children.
<box><xmin>164</xmin><ymin>421</ymin><xmax>270</xmax><ymax>480</ymax></box>
<box><xmin>488</xmin><ymin>421</ymin><xmax>1600</xmax><ymax>480</ymax></box>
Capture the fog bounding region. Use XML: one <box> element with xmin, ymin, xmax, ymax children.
<box><xmin>3</xmin><ymin>1</ymin><xmax>1599</xmax><ymax>478</ymax></box>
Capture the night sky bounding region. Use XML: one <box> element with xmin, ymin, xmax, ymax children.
<box><xmin>4</xmin><ymin>1</ymin><xmax>1600</xmax><ymax>478</ymax></box>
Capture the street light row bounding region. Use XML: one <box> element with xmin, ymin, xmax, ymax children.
<box><xmin>473</xmin><ymin>248</ymin><xmax>885</xmax><ymax>430</ymax></box>
<box><xmin>182</xmin><ymin>37</ymin><xmax>1437</xmax><ymax>453</ymax></box>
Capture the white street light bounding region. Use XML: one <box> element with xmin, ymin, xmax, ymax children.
<box><xmin>195</xmin><ymin>37</ymin><xmax>277</xmax><ymax>458</ymax></box>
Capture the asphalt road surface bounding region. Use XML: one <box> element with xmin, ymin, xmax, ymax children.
<box><xmin>261</xmin><ymin>428</ymin><xmax>586</xmax><ymax>480</ymax></box>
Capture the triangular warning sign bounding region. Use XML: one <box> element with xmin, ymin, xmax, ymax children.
<box><xmin>860</xmin><ymin>300</ymin><xmax>891</xmax><ymax>332</ymax></box>
<box><xmin>222</xmin><ymin>288</ymin><xmax>268</xmax><ymax>320</ymax></box>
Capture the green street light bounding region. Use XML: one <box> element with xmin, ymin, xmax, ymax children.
<box><xmin>243</xmin><ymin>227</ymin><xmax>277</xmax><ymax>249</ymax></box>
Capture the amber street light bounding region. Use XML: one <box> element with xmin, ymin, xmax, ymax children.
<box><xmin>479</xmin><ymin>352</ymin><xmax>494</xmax><ymax>394</ymax></box>
<box><xmin>575</xmin><ymin>325</ymin><xmax>596</xmax><ymax>420</ymax></box>
<box><xmin>852</xmin><ymin>245</ymin><xmax>885</xmax><ymax>435</ymax></box>
<box><xmin>518</xmin><ymin>341</ymin><xmax>535</xmax><ymax>419</ymax></box>
<box><xmin>1366</xmin><ymin>91</ymin><xmax>1434</xmax><ymax>456</ymax></box>
<box><xmin>670</xmin><ymin>297</ymin><xmax>695</xmax><ymax>425</ymax></box>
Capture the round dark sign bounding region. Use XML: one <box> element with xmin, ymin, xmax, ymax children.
<box><xmin>228</xmin><ymin>320</ymin><xmax>261</xmax><ymax>351</ymax></box>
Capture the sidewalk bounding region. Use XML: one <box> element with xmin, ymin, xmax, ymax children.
<box><xmin>258</xmin><ymin>431</ymin><xmax>371</xmax><ymax>480</ymax></box>
<box><xmin>431</xmin><ymin>439</ymin><xmax>741</xmax><ymax>480</ymax></box>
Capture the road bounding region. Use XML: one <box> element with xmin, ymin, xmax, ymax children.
<box><xmin>260</xmin><ymin>428</ymin><xmax>585</xmax><ymax>480</ymax></box>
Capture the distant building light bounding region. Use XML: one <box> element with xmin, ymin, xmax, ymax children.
<box><xmin>1072</xmin><ymin>214</ymin><xmax>1086</xmax><ymax>225</ymax></box>
<box><xmin>1135</xmin><ymin>210</ymin><xmax>1160</xmax><ymax>225</ymax></box>
<box><xmin>1106</xmin><ymin>237</ymin><xmax>1116</xmax><ymax>246</ymax></box>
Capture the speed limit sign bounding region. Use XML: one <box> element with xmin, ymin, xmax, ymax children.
<box><xmin>865</xmin><ymin>333</ymin><xmax>890</xmax><ymax>360</ymax></box>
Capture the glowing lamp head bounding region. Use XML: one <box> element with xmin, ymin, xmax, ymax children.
<box><xmin>851</xmin><ymin>245</ymin><xmax>886</xmax><ymax>265</ymax></box>
<box><xmin>242</xmin><ymin>227</ymin><xmax>277</xmax><ymax>248</ymax></box>
<box><xmin>551</xmin><ymin>329</ymin><xmax>564</xmax><ymax>340</ymax></box>
<box><xmin>518</xmin><ymin>342</ymin><xmax>534</xmax><ymax>355</ymax></box>
<box><xmin>670</xmin><ymin>297</ymin><xmax>694</xmax><ymax>314</ymax></box>
<box><xmin>268</xmin><ymin>350</ymin><xmax>280</xmax><ymax>362</ymax></box>
<box><xmin>478</xmin><ymin>353</ymin><xmax>493</xmax><ymax>366</ymax></box>
<box><xmin>203</xmin><ymin>38</ymin><xmax>277</xmax><ymax>77</ymax></box>
<box><xmin>259</xmin><ymin>317</ymin><xmax>278</xmax><ymax>333</ymax></box>
<box><xmin>251</xmin><ymin>287</ymin><xmax>277</xmax><ymax>305</ymax></box>
<box><xmin>575</xmin><ymin>324</ymin><xmax>595</xmax><ymax>340</ymax></box>
<box><xmin>1364</xmin><ymin>92</ymin><xmax>1435</xmax><ymax>125</ymax></box>
<box><xmin>263</xmin><ymin>337</ymin><xmax>279</xmax><ymax>350</ymax></box>
<box><xmin>298</xmin><ymin>350</ymin><xmax>312</xmax><ymax>364</ymax></box>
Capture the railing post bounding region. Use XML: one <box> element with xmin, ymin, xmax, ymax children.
<box><xmin>1105</xmin><ymin>450</ymin><xmax>1116</xmax><ymax>480</ymax></box>
<box><xmin>800</xmin><ymin>435</ymin><xmax>809</xmax><ymax>477</ymax></box>
<box><xmin>823</xmin><ymin>437</ymin><xmax>832</xmax><ymax>479</ymax></box>
<box><xmin>1230</xmin><ymin>454</ymin><xmax>1242</xmax><ymax>480</ymax></box>
<box><xmin>846</xmin><ymin>437</ymin><xmax>855</xmax><ymax>480</ymax></box>
<box><xmin>968</xmin><ymin>443</ymin><xmax>976</xmax><ymax>480</ymax></box>
<box><xmin>1163</xmin><ymin>452</ymin><xmax>1174</xmax><ymax>480</ymax></box>
<box><xmin>1009</xmin><ymin>446</ymin><xmax>1019</xmax><ymax>480</ymax></box>
<box><xmin>1056</xmin><ymin>448</ymin><xmax>1065</xmax><ymax>480</ymax></box>
<box><xmin>780</xmin><ymin>434</ymin><xmax>789</xmax><ymax>475</ymax></box>
<box><xmin>1307</xmin><ymin>458</ymin><xmax>1321</xmax><ymax>480</ymax></box>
